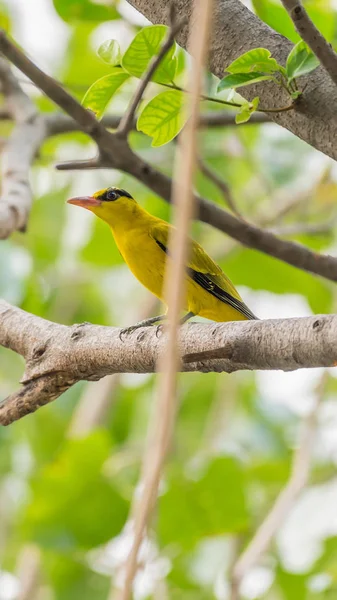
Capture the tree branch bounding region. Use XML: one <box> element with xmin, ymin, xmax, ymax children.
<box><xmin>44</xmin><ymin>110</ymin><xmax>269</xmax><ymax>137</ymax></box>
<box><xmin>1</xmin><ymin>300</ymin><xmax>337</xmax><ymax>426</ymax></box>
<box><xmin>125</xmin><ymin>0</ymin><xmax>337</xmax><ymax>161</ymax></box>
<box><xmin>45</xmin><ymin>113</ymin><xmax>126</xmax><ymax>136</ymax></box>
<box><xmin>280</xmin><ymin>0</ymin><xmax>337</xmax><ymax>87</ymax></box>
<box><xmin>0</xmin><ymin>58</ymin><xmax>46</xmax><ymax>238</ymax></box>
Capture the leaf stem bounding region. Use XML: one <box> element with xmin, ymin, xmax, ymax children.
<box><xmin>161</xmin><ymin>82</ymin><xmax>295</xmax><ymax>115</ymax></box>
<box><xmin>163</xmin><ymin>82</ymin><xmax>243</xmax><ymax>107</ymax></box>
<box><xmin>261</xmin><ymin>102</ymin><xmax>295</xmax><ymax>113</ymax></box>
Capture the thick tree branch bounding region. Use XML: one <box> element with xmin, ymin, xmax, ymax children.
<box><xmin>1</xmin><ymin>31</ymin><xmax>337</xmax><ymax>283</ymax></box>
<box><xmin>125</xmin><ymin>0</ymin><xmax>337</xmax><ymax>161</ymax></box>
<box><xmin>281</xmin><ymin>0</ymin><xmax>337</xmax><ymax>87</ymax></box>
<box><xmin>1</xmin><ymin>300</ymin><xmax>337</xmax><ymax>426</ymax></box>
<box><xmin>0</xmin><ymin>59</ymin><xmax>46</xmax><ymax>238</ymax></box>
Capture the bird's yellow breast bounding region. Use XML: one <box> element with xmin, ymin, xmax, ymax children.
<box><xmin>111</xmin><ymin>223</ymin><xmax>166</xmax><ymax>301</ymax></box>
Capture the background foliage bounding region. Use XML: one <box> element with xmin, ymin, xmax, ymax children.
<box><xmin>1</xmin><ymin>0</ymin><xmax>337</xmax><ymax>599</ymax></box>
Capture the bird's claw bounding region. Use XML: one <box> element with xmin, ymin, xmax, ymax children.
<box><xmin>155</xmin><ymin>324</ymin><xmax>164</xmax><ymax>338</ymax></box>
<box><xmin>119</xmin><ymin>325</ymin><xmax>142</xmax><ymax>341</ymax></box>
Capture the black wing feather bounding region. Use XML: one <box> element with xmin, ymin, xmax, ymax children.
<box><xmin>154</xmin><ymin>239</ymin><xmax>257</xmax><ymax>320</ymax></box>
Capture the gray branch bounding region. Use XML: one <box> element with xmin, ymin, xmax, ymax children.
<box><xmin>0</xmin><ymin>299</ymin><xmax>336</xmax><ymax>425</ymax></box>
<box><xmin>281</xmin><ymin>0</ymin><xmax>337</xmax><ymax>87</ymax></box>
<box><xmin>44</xmin><ymin>110</ymin><xmax>269</xmax><ymax>136</ymax></box>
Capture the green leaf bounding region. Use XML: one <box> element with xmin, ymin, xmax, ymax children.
<box><xmin>286</xmin><ymin>40</ymin><xmax>320</xmax><ymax>81</ymax></box>
<box><xmin>97</xmin><ymin>39</ymin><xmax>121</xmax><ymax>66</ymax></box>
<box><xmin>22</xmin><ymin>432</ymin><xmax>128</xmax><ymax>549</ymax></box>
<box><xmin>254</xmin><ymin>0</ymin><xmax>334</xmax><ymax>47</ymax></box>
<box><xmin>226</xmin><ymin>48</ymin><xmax>280</xmax><ymax>74</ymax></box>
<box><xmin>276</xmin><ymin>566</ymin><xmax>308</xmax><ymax>600</ymax></box>
<box><xmin>43</xmin><ymin>553</ymin><xmax>110</xmax><ymax>600</ymax></box>
<box><xmin>218</xmin><ymin>72</ymin><xmax>273</xmax><ymax>91</ymax></box>
<box><xmin>81</xmin><ymin>214</ymin><xmax>124</xmax><ymax>267</ymax></box>
<box><xmin>24</xmin><ymin>186</ymin><xmax>69</xmax><ymax>269</ymax></box>
<box><xmin>158</xmin><ymin>457</ymin><xmax>248</xmax><ymax>549</ymax></box>
<box><xmin>253</xmin><ymin>0</ymin><xmax>300</xmax><ymax>42</ymax></box>
<box><xmin>235</xmin><ymin>107</ymin><xmax>251</xmax><ymax>124</ymax></box>
<box><xmin>53</xmin><ymin>0</ymin><xmax>119</xmax><ymax>23</ymax></box>
<box><xmin>60</xmin><ymin>23</ymin><xmax>114</xmax><ymax>92</ymax></box>
<box><xmin>235</xmin><ymin>97</ymin><xmax>260</xmax><ymax>124</ymax></box>
<box><xmin>122</xmin><ymin>25</ymin><xmax>177</xmax><ymax>84</ymax></box>
<box><xmin>82</xmin><ymin>69</ymin><xmax>129</xmax><ymax>119</ymax></box>
<box><xmin>221</xmin><ymin>247</ymin><xmax>332</xmax><ymax>314</ymax></box>
<box><xmin>137</xmin><ymin>90</ymin><xmax>186</xmax><ymax>146</ymax></box>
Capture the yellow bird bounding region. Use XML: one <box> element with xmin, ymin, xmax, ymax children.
<box><xmin>67</xmin><ymin>187</ymin><xmax>257</xmax><ymax>331</ymax></box>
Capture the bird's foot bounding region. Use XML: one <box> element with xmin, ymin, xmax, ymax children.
<box><xmin>119</xmin><ymin>324</ymin><xmax>144</xmax><ymax>341</ymax></box>
<box><xmin>119</xmin><ymin>315</ymin><xmax>167</xmax><ymax>341</ymax></box>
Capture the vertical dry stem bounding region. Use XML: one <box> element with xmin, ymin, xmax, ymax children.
<box><xmin>112</xmin><ymin>2</ymin><xmax>214</xmax><ymax>599</ymax></box>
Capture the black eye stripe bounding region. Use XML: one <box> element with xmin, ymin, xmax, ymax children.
<box><xmin>117</xmin><ymin>188</ymin><xmax>133</xmax><ymax>199</ymax></box>
<box><xmin>99</xmin><ymin>188</ymin><xmax>134</xmax><ymax>201</ymax></box>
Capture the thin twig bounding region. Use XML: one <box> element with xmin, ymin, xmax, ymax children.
<box><xmin>112</xmin><ymin>2</ymin><xmax>214</xmax><ymax>598</ymax></box>
<box><xmin>281</xmin><ymin>0</ymin><xmax>337</xmax><ymax>87</ymax></box>
<box><xmin>116</xmin><ymin>9</ymin><xmax>186</xmax><ymax>137</ymax></box>
<box><xmin>56</xmin><ymin>157</ymin><xmax>101</xmax><ymax>170</ymax></box>
<box><xmin>198</xmin><ymin>157</ymin><xmax>243</xmax><ymax>218</ymax></box>
<box><xmin>15</xmin><ymin>545</ymin><xmax>42</xmax><ymax>600</ymax></box>
<box><xmin>230</xmin><ymin>375</ymin><xmax>325</xmax><ymax>599</ymax></box>
<box><xmin>271</xmin><ymin>219</ymin><xmax>336</xmax><ymax>237</ymax></box>
<box><xmin>43</xmin><ymin>111</ymin><xmax>269</xmax><ymax>137</ymax></box>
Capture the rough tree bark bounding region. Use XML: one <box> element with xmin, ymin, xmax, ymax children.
<box><xmin>0</xmin><ymin>300</ymin><xmax>337</xmax><ymax>425</ymax></box>
<box><xmin>126</xmin><ymin>0</ymin><xmax>337</xmax><ymax>161</ymax></box>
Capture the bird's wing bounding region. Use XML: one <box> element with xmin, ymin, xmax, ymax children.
<box><xmin>149</xmin><ymin>221</ymin><xmax>257</xmax><ymax>320</ymax></box>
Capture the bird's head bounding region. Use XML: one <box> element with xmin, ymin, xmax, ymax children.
<box><xmin>67</xmin><ymin>187</ymin><xmax>135</xmax><ymax>223</ymax></box>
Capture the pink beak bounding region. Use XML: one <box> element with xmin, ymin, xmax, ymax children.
<box><xmin>67</xmin><ymin>196</ymin><xmax>101</xmax><ymax>209</ymax></box>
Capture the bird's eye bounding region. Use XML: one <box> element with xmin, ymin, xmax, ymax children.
<box><xmin>106</xmin><ymin>189</ymin><xmax>118</xmax><ymax>201</ymax></box>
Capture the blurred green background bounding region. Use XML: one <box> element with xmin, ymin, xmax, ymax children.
<box><xmin>1</xmin><ymin>0</ymin><xmax>337</xmax><ymax>598</ymax></box>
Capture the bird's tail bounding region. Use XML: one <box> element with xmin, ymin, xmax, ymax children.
<box><xmin>241</xmin><ymin>302</ymin><xmax>259</xmax><ymax>320</ymax></box>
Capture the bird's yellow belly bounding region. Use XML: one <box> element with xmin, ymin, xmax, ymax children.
<box><xmin>114</xmin><ymin>229</ymin><xmax>166</xmax><ymax>300</ymax></box>
<box><xmin>113</xmin><ymin>228</ymin><xmax>247</xmax><ymax>322</ymax></box>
